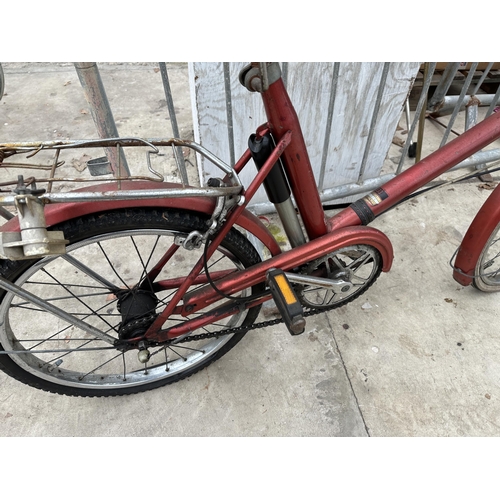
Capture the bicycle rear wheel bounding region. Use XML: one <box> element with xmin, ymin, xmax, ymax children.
<box><xmin>0</xmin><ymin>208</ymin><xmax>264</xmax><ymax>396</ymax></box>
<box><xmin>473</xmin><ymin>222</ymin><xmax>500</xmax><ymax>292</ymax></box>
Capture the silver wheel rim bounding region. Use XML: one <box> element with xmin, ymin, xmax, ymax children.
<box><xmin>0</xmin><ymin>228</ymin><xmax>251</xmax><ymax>390</ymax></box>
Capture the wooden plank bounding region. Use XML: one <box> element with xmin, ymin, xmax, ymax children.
<box><xmin>190</xmin><ymin>62</ymin><xmax>268</xmax><ymax>202</ymax></box>
<box><xmin>190</xmin><ymin>62</ymin><xmax>420</xmax><ymax>207</ymax></box>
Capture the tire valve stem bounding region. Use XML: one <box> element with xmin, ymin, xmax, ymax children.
<box><xmin>48</xmin><ymin>359</ymin><xmax>63</xmax><ymax>373</ymax></box>
<box><xmin>137</xmin><ymin>341</ymin><xmax>151</xmax><ymax>364</ymax></box>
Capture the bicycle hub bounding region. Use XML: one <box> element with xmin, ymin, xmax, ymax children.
<box><xmin>117</xmin><ymin>289</ymin><xmax>159</xmax><ymax>340</ymax></box>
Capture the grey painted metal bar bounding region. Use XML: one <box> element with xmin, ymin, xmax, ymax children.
<box><xmin>0</xmin><ymin>274</ymin><xmax>116</xmax><ymax>344</ymax></box>
<box><xmin>439</xmin><ymin>63</ymin><xmax>478</xmax><ymax>148</ymax></box>
<box><xmin>0</xmin><ymin>207</ymin><xmax>14</xmax><ymax>220</ymax></box>
<box><xmin>486</xmin><ymin>85</ymin><xmax>500</xmax><ymax>118</ymax></box>
<box><xmin>319</xmin><ymin>63</ymin><xmax>340</xmax><ymax>190</ymax></box>
<box><xmin>472</xmin><ymin>62</ymin><xmax>494</xmax><ymax>95</ymax></box>
<box><xmin>158</xmin><ymin>62</ymin><xmax>189</xmax><ymax>185</ymax></box>
<box><xmin>281</xmin><ymin>62</ymin><xmax>288</xmax><ymax>89</ymax></box>
<box><xmin>427</xmin><ymin>62</ymin><xmax>461</xmax><ymax>112</ymax></box>
<box><xmin>415</xmin><ymin>63</ymin><xmax>432</xmax><ymax>162</ymax></box>
<box><xmin>249</xmin><ymin>147</ymin><xmax>500</xmax><ymax>216</ymax></box>
<box><xmin>465</xmin><ymin>102</ymin><xmax>483</xmax><ymax>170</ymax></box>
<box><xmin>397</xmin><ymin>63</ymin><xmax>437</xmax><ymax>175</ymax></box>
<box><xmin>431</xmin><ymin>94</ymin><xmax>499</xmax><ymax>117</ymax></box>
<box><xmin>460</xmin><ymin>65</ymin><xmax>495</xmax><ymax>173</ymax></box>
<box><xmin>358</xmin><ymin>63</ymin><xmax>390</xmax><ymax>183</ymax></box>
<box><xmin>248</xmin><ymin>174</ymin><xmax>395</xmax><ymax>215</ymax></box>
<box><xmin>73</xmin><ymin>63</ymin><xmax>130</xmax><ymax>176</ymax></box>
<box><xmin>0</xmin><ymin>63</ymin><xmax>4</xmax><ymax>102</ymax></box>
<box><xmin>223</xmin><ymin>63</ymin><xmax>236</xmax><ymax>167</ymax></box>
<box><xmin>450</xmin><ymin>149</ymin><xmax>500</xmax><ymax>170</ymax></box>
<box><xmin>320</xmin><ymin>174</ymin><xmax>395</xmax><ymax>203</ymax></box>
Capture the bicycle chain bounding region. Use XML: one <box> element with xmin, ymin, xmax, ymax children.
<box><xmin>173</xmin><ymin>257</ymin><xmax>383</xmax><ymax>344</ymax></box>
<box><xmin>119</xmin><ymin>313</ymin><xmax>158</xmax><ymax>338</ymax></box>
<box><xmin>175</xmin><ymin>301</ymin><xmax>342</xmax><ymax>344</ymax></box>
<box><xmin>120</xmin><ymin>302</ymin><xmax>340</xmax><ymax>342</ymax></box>
<box><xmin>133</xmin><ymin>254</ymin><xmax>382</xmax><ymax>347</ymax></box>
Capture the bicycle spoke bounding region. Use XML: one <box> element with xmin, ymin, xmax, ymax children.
<box><xmin>79</xmin><ymin>351</ymin><xmax>125</xmax><ymax>380</ymax></box>
<box><xmin>298</xmin><ymin>245</ymin><xmax>381</xmax><ymax>309</ymax></box>
<box><xmin>166</xmin><ymin>345</ymin><xmax>187</xmax><ymax>362</ymax></box>
<box><xmin>134</xmin><ymin>234</ymin><xmax>161</xmax><ymax>286</ymax></box>
<box><xmin>24</xmin><ymin>280</ymin><xmax>111</xmax><ymax>290</ymax></box>
<box><xmin>41</xmin><ymin>268</ymin><xmax>118</xmax><ymax>332</ymax></box>
<box><xmin>61</xmin><ymin>253</ymin><xmax>118</xmax><ymax>290</ymax></box>
<box><xmin>39</xmin><ymin>338</ymin><xmax>100</xmax><ymax>368</ymax></box>
<box><xmin>347</xmin><ymin>252</ymin><xmax>371</xmax><ymax>271</ymax></box>
<box><xmin>331</xmin><ymin>255</ymin><xmax>346</xmax><ymax>271</ymax></box>
<box><xmin>97</xmin><ymin>241</ymin><xmax>132</xmax><ymax>290</ymax></box>
<box><xmin>145</xmin><ymin>242</ymin><xmax>180</xmax><ymax>283</ymax></box>
<box><xmin>13</xmin><ymin>290</ymin><xmax>114</xmax><ymax>308</ymax></box>
<box><xmin>0</xmin><ymin>211</ymin><xmax>262</xmax><ymax>395</ymax></box>
<box><xmin>483</xmin><ymin>249</ymin><xmax>500</xmax><ymax>271</ymax></box>
<box><xmin>25</xmin><ymin>298</ymin><xmax>120</xmax><ymax>351</ymax></box>
<box><xmin>19</xmin><ymin>337</ymin><xmax>112</xmax><ymax>343</ymax></box>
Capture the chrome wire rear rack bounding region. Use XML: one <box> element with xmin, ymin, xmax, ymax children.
<box><xmin>0</xmin><ymin>136</ymin><xmax>241</xmax><ymax>192</ymax></box>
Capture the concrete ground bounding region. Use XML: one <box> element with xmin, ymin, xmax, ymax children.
<box><xmin>0</xmin><ymin>63</ymin><xmax>500</xmax><ymax>436</ymax></box>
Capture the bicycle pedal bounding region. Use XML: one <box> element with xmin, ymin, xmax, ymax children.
<box><xmin>267</xmin><ymin>268</ymin><xmax>305</xmax><ymax>335</ymax></box>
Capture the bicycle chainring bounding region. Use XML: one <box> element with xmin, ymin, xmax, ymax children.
<box><xmin>295</xmin><ymin>245</ymin><xmax>382</xmax><ymax>310</ymax></box>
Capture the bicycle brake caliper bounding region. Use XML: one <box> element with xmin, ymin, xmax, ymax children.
<box><xmin>174</xmin><ymin>177</ymin><xmax>240</xmax><ymax>251</ymax></box>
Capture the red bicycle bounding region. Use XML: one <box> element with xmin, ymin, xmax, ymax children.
<box><xmin>0</xmin><ymin>62</ymin><xmax>499</xmax><ymax>397</ymax></box>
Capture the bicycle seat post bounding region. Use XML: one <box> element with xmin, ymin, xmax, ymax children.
<box><xmin>240</xmin><ymin>62</ymin><xmax>328</xmax><ymax>241</ymax></box>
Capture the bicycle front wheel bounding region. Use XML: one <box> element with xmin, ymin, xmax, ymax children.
<box><xmin>0</xmin><ymin>208</ymin><xmax>264</xmax><ymax>396</ymax></box>
<box><xmin>473</xmin><ymin>222</ymin><xmax>500</xmax><ymax>292</ymax></box>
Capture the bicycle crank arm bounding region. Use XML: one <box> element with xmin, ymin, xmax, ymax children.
<box><xmin>284</xmin><ymin>272</ymin><xmax>353</xmax><ymax>294</ymax></box>
<box><xmin>0</xmin><ymin>274</ymin><xmax>116</xmax><ymax>344</ymax></box>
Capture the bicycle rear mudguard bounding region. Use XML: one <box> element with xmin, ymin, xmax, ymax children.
<box><xmin>0</xmin><ymin>181</ymin><xmax>282</xmax><ymax>257</ymax></box>
<box><xmin>0</xmin><ymin>181</ymin><xmax>394</xmax><ymax>278</ymax></box>
<box><xmin>453</xmin><ymin>183</ymin><xmax>500</xmax><ymax>286</ymax></box>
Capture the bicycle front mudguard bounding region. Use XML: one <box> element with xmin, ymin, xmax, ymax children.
<box><xmin>453</xmin><ymin>183</ymin><xmax>500</xmax><ymax>286</ymax></box>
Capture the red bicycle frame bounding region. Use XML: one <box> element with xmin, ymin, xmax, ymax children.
<box><xmin>146</xmin><ymin>65</ymin><xmax>500</xmax><ymax>342</ymax></box>
<box><xmin>3</xmin><ymin>63</ymin><xmax>500</xmax><ymax>344</ymax></box>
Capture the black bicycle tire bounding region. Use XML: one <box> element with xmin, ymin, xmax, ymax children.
<box><xmin>0</xmin><ymin>208</ymin><xmax>264</xmax><ymax>397</ymax></box>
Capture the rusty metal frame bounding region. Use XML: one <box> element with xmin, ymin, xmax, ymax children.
<box><xmin>1</xmin><ymin>63</ymin><xmax>500</xmax><ymax>346</ymax></box>
<box><xmin>0</xmin><ymin>137</ymin><xmax>241</xmax><ymax>191</ymax></box>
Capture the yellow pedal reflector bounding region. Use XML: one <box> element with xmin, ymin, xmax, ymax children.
<box><xmin>274</xmin><ymin>273</ymin><xmax>298</xmax><ymax>306</ymax></box>
<box><xmin>267</xmin><ymin>268</ymin><xmax>305</xmax><ymax>336</ymax></box>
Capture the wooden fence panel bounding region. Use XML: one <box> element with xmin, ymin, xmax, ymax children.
<box><xmin>189</xmin><ymin>62</ymin><xmax>420</xmax><ymax>209</ymax></box>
